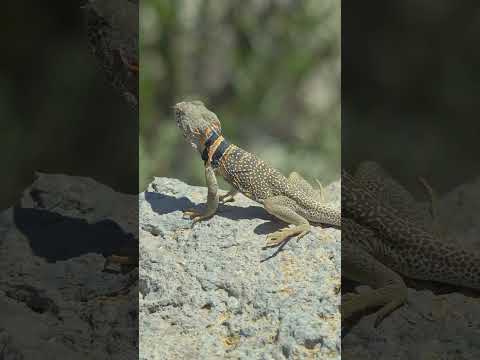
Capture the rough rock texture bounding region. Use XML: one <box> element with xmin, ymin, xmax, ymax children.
<box><xmin>85</xmin><ymin>0</ymin><xmax>138</xmax><ymax>109</ymax></box>
<box><xmin>0</xmin><ymin>173</ymin><xmax>138</xmax><ymax>359</ymax></box>
<box><xmin>140</xmin><ymin>177</ymin><xmax>341</xmax><ymax>360</ymax></box>
<box><xmin>343</xmin><ymin>176</ymin><xmax>480</xmax><ymax>358</ymax></box>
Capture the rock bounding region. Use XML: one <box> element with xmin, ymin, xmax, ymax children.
<box><xmin>139</xmin><ymin>177</ymin><xmax>341</xmax><ymax>360</ymax></box>
<box><xmin>0</xmin><ymin>173</ymin><xmax>138</xmax><ymax>360</ymax></box>
<box><xmin>85</xmin><ymin>0</ymin><xmax>138</xmax><ymax>109</ymax></box>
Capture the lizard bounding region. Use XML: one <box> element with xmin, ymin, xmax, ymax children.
<box><xmin>174</xmin><ymin>100</ymin><xmax>341</xmax><ymax>247</ymax></box>
<box><xmin>342</xmin><ymin>161</ymin><xmax>480</xmax><ymax>326</ymax></box>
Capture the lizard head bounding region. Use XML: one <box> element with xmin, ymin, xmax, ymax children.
<box><xmin>174</xmin><ymin>100</ymin><xmax>222</xmax><ymax>151</ymax></box>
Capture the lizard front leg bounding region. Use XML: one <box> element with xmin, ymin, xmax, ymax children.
<box><xmin>183</xmin><ymin>165</ymin><xmax>219</xmax><ymax>225</ymax></box>
<box><xmin>263</xmin><ymin>195</ymin><xmax>311</xmax><ymax>247</ymax></box>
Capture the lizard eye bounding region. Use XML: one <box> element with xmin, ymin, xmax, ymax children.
<box><xmin>175</xmin><ymin>108</ymin><xmax>184</xmax><ymax>117</ymax></box>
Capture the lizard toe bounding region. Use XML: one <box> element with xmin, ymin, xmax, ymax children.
<box><xmin>265</xmin><ymin>228</ymin><xmax>293</xmax><ymax>246</ymax></box>
<box><xmin>183</xmin><ymin>208</ymin><xmax>202</xmax><ymax>219</ymax></box>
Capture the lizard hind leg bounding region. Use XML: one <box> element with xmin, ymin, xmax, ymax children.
<box><xmin>219</xmin><ymin>188</ymin><xmax>239</xmax><ymax>204</ymax></box>
<box><xmin>288</xmin><ymin>172</ymin><xmax>325</xmax><ymax>202</ymax></box>
<box><xmin>288</xmin><ymin>172</ymin><xmax>315</xmax><ymax>192</ymax></box>
<box><xmin>342</xmin><ymin>279</ymin><xmax>407</xmax><ymax>327</ymax></box>
<box><xmin>263</xmin><ymin>195</ymin><xmax>311</xmax><ymax>247</ymax></box>
<box><xmin>342</xmin><ymin>235</ymin><xmax>408</xmax><ymax>327</ymax></box>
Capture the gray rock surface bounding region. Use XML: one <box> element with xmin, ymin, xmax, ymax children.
<box><xmin>343</xmin><ymin>176</ymin><xmax>480</xmax><ymax>358</ymax></box>
<box><xmin>8</xmin><ymin>172</ymin><xmax>476</xmax><ymax>358</ymax></box>
<box><xmin>0</xmin><ymin>173</ymin><xmax>138</xmax><ymax>359</ymax></box>
<box><xmin>139</xmin><ymin>177</ymin><xmax>341</xmax><ymax>360</ymax></box>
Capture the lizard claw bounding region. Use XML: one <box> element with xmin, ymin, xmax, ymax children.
<box><xmin>190</xmin><ymin>214</ymin><xmax>210</xmax><ymax>226</ymax></box>
<box><xmin>296</xmin><ymin>230</ymin><xmax>309</xmax><ymax>240</ymax></box>
<box><xmin>183</xmin><ymin>208</ymin><xmax>213</xmax><ymax>227</ymax></box>
<box><xmin>183</xmin><ymin>208</ymin><xmax>199</xmax><ymax>217</ymax></box>
<box><xmin>265</xmin><ymin>227</ymin><xmax>294</xmax><ymax>247</ymax></box>
<box><xmin>265</xmin><ymin>224</ymin><xmax>311</xmax><ymax>247</ymax></box>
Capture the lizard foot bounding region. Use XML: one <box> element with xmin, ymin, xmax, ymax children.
<box><xmin>219</xmin><ymin>194</ymin><xmax>235</xmax><ymax>204</ymax></box>
<box><xmin>183</xmin><ymin>208</ymin><xmax>213</xmax><ymax>226</ymax></box>
<box><xmin>342</xmin><ymin>284</ymin><xmax>407</xmax><ymax>327</ymax></box>
<box><xmin>265</xmin><ymin>226</ymin><xmax>309</xmax><ymax>247</ymax></box>
<box><xmin>219</xmin><ymin>189</ymin><xmax>239</xmax><ymax>204</ymax></box>
<box><xmin>183</xmin><ymin>208</ymin><xmax>201</xmax><ymax>218</ymax></box>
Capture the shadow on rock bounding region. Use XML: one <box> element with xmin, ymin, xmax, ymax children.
<box><xmin>254</xmin><ymin>220</ymin><xmax>283</xmax><ymax>235</ymax></box>
<box><xmin>218</xmin><ymin>204</ymin><xmax>272</xmax><ymax>222</ymax></box>
<box><xmin>144</xmin><ymin>191</ymin><xmax>273</xmax><ymax>222</ymax></box>
<box><xmin>144</xmin><ymin>191</ymin><xmax>194</xmax><ymax>215</ymax></box>
<box><xmin>13</xmin><ymin>206</ymin><xmax>137</xmax><ymax>262</ymax></box>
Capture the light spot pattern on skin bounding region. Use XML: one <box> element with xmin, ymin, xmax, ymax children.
<box><xmin>343</xmin><ymin>167</ymin><xmax>480</xmax><ymax>291</ymax></box>
<box><xmin>174</xmin><ymin>99</ymin><xmax>340</xmax><ymax>231</ymax></box>
<box><xmin>218</xmin><ymin>144</ymin><xmax>340</xmax><ymax>226</ymax></box>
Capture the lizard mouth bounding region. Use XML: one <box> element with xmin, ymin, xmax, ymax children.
<box><xmin>174</xmin><ymin>107</ymin><xmax>183</xmax><ymax>128</ymax></box>
<box><xmin>174</xmin><ymin>107</ymin><xmax>187</xmax><ymax>132</ymax></box>
<box><xmin>174</xmin><ymin>111</ymin><xmax>197</xmax><ymax>149</ymax></box>
<box><xmin>174</xmin><ymin>101</ymin><xmax>206</xmax><ymax>151</ymax></box>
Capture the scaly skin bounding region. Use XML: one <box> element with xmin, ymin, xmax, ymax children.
<box><xmin>174</xmin><ymin>100</ymin><xmax>340</xmax><ymax>247</ymax></box>
<box><xmin>342</xmin><ymin>161</ymin><xmax>480</xmax><ymax>326</ymax></box>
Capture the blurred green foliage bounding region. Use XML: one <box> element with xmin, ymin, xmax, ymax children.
<box><xmin>140</xmin><ymin>0</ymin><xmax>340</xmax><ymax>191</ymax></box>
<box><xmin>343</xmin><ymin>1</ymin><xmax>480</xmax><ymax>195</ymax></box>
<box><xmin>0</xmin><ymin>2</ymin><xmax>137</xmax><ymax>210</ymax></box>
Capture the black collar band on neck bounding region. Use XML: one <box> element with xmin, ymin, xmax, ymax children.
<box><xmin>201</xmin><ymin>131</ymin><xmax>219</xmax><ymax>163</ymax></box>
<box><xmin>211</xmin><ymin>138</ymin><xmax>230</xmax><ymax>168</ymax></box>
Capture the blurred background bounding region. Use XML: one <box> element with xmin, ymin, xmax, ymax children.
<box><xmin>0</xmin><ymin>0</ymin><xmax>138</xmax><ymax>211</ymax></box>
<box><xmin>140</xmin><ymin>0</ymin><xmax>340</xmax><ymax>191</ymax></box>
<box><xmin>343</xmin><ymin>0</ymin><xmax>480</xmax><ymax>196</ymax></box>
